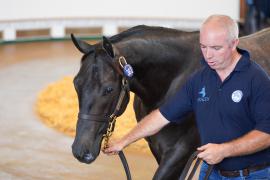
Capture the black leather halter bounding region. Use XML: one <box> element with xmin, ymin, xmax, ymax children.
<box><xmin>77</xmin><ymin>77</ymin><xmax>130</xmax><ymax>127</ymax></box>
<box><xmin>77</xmin><ymin>59</ymin><xmax>132</xmax><ymax>180</ymax></box>
<box><xmin>78</xmin><ymin>113</ymin><xmax>109</xmax><ymax>122</ymax></box>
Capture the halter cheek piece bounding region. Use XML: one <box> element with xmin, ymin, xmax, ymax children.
<box><xmin>77</xmin><ymin>56</ymin><xmax>132</xmax><ymax>180</ymax></box>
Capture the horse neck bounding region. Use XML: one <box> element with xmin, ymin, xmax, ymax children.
<box><xmin>115</xmin><ymin>32</ymin><xmax>201</xmax><ymax>109</ymax></box>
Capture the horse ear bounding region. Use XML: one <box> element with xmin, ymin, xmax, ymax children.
<box><xmin>102</xmin><ymin>36</ymin><xmax>114</xmax><ymax>58</ymax></box>
<box><xmin>71</xmin><ymin>34</ymin><xmax>94</xmax><ymax>54</ymax></box>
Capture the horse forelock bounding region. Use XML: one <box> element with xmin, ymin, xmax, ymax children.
<box><xmin>80</xmin><ymin>48</ymin><xmax>120</xmax><ymax>85</ymax></box>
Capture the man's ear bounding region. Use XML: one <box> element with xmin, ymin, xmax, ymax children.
<box><xmin>232</xmin><ymin>38</ymin><xmax>239</xmax><ymax>50</ymax></box>
<box><xmin>102</xmin><ymin>36</ymin><xmax>114</xmax><ymax>58</ymax></box>
<box><xmin>71</xmin><ymin>34</ymin><xmax>94</xmax><ymax>54</ymax></box>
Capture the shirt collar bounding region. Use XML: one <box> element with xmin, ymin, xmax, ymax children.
<box><xmin>200</xmin><ymin>47</ymin><xmax>251</xmax><ymax>72</ymax></box>
<box><xmin>234</xmin><ymin>48</ymin><xmax>251</xmax><ymax>71</ymax></box>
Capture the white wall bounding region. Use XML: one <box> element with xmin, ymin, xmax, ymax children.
<box><xmin>0</xmin><ymin>0</ymin><xmax>239</xmax><ymax>20</ymax></box>
<box><xmin>0</xmin><ymin>0</ymin><xmax>240</xmax><ymax>41</ymax></box>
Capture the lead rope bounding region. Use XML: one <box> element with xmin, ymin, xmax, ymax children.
<box><xmin>102</xmin><ymin>78</ymin><xmax>132</xmax><ymax>180</ymax></box>
<box><xmin>179</xmin><ymin>151</ymin><xmax>213</xmax><ymax>180</ymax></box>
<box><xmin>102</xmin><ymin>114</ymin><xmax>132</xmax><ymax>180</ymax></box>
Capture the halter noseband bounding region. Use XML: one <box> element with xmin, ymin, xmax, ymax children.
<box><xmin>78</xmin><ymin>113</ymin><xmax>109</xmax><ymax>122</ymax></box>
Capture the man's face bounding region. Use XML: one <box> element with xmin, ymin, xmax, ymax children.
<box><xmin>200</xmin><ymin>26</ymin><xmax>236</xmax><ymax>71</ymax></box>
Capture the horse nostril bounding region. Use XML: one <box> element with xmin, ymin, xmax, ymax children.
<box><xmin>83</xmin><ymin>153</ymin><xmax>94</xmax><ymax>163</ymax></box>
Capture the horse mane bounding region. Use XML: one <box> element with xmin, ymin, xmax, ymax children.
<box><xmin>109</xmin><ymin>25</ymin><xmax>188</xmax><ymax>43</ymax></box>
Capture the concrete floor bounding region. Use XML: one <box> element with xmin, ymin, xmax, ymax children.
<box><xmin>0</xmin><ymin>41</ymin><xmax>158</xmax><ymax>180</ymax></box>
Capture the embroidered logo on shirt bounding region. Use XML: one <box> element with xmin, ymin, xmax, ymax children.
<box><xmin>231</xmin><ymin>90</ymin><xmax>243</xmax><ymax>103</ymax></box>
<box><xmin>197</xmin><ymin>86</ymin><xmax>209</xmax><ymax>102</ymax></box>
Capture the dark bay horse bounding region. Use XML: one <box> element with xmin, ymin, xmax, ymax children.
<box><xmin>71</xmin><ymin>25</ymin><xmax>270</xmax><ymax>180</ymax></box>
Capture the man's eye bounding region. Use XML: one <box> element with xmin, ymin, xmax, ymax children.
<box><xmin>213</xmin><ymin>47</ymin><xmax>221</xmax><ymax>50</ymax></box>
<box><xmin>200</xmin><ymin>45</ymin><xmax>206</xmax><ymax>49</ymax></box>
<box><xmin>103</xmin><ymin>87</ymin><xmax>114</xmax><ymax>96</ymax></box>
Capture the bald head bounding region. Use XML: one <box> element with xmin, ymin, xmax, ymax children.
<box><xmin>200</xmin><ymin>15</ymin><xmax>239</xmax><ymax>42</ymax></box>
<box><xmin>199</xmin><ymin>15</ymin><xmax>240</xmax><ymax>72</ymax></box>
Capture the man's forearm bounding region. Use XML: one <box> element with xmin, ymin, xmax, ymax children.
<box><xmin>223</xmin><ymin>130</ymin><xmax>270</xmax><ymax>158</ymax></box>
<box><xmin>120</xmin><ymin>109</ymin><xmax>169</xmax><ymax>148</ymax></box>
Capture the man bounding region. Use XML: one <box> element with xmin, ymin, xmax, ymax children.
<box><xmin>103</xmin><ymin>15</ymin><xmax>270</xmax><ymax>179</ymax></box>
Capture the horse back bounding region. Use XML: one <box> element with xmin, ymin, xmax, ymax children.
<box><xmin>239</xmin><ymin>28</ymin><xmax>270</xmax><ymax>74</ymax></box>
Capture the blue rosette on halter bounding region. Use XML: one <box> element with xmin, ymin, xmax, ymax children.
<box><xmin>123</xmin><ymin>64</ymin><xmax>134</xmax><ymax>77</ymax></box>
<box><xmin>119</xmin><ymin>56</ymin><xmax>134</xmax><ymax>78</ymax></box>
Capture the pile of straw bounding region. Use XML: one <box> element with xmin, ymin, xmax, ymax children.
<box><xmin>36</xmin><ymin>76</ymin><xmax>151</xmax><ymax>154</ymax></box>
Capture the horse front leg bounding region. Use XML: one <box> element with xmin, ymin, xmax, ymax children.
<box><xmin>153</xmin><ymin>147</ymin><xmax>189</xmax><ymax>180</ymax></box>
<box><xmin>151</xmin><ymin>124</ymin><xmax>199</xmax><ymax>180</ymax></box>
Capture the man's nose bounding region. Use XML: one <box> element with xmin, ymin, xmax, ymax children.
<box><xmin>206</xmin><ymin>48</ymin><xmax>213</xmax><ymax>59</ymax></box>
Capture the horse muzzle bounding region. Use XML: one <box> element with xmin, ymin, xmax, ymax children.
<box><xmin>71</xmin><ymin>133</ymin><xmax>104</xmax><ymax>164</ymax></box>
<box><xmin>72</xmin><ymin>144</ymin><xmax>98</xmax><ymax>164</ymax></box>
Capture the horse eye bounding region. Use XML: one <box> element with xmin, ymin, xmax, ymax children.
<box><xmin>103</xmin><ymin>87</ymin><xmax>114</xmax><ymax>96</ymax></box>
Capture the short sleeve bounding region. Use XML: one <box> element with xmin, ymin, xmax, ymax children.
<box><xmin>251</xmin><ymin>69</ymin><xmax>270</xmax><ymax>134</ymax></box>
<box><xmin>159</xmin><ymin>78</ymin><xmax>193</xmax><ymax>123</ymax></box>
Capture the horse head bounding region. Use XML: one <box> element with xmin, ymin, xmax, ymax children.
<box><xmin>71</xmin><ymin>34</ymin><xmax>130</xmax><ymax>164</ymax></box>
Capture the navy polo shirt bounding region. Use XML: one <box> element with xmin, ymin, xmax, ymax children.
<box><xmin>159</xmin><ymin>48</ymin><xmax>270</xmax><ymax>171</ymax></box>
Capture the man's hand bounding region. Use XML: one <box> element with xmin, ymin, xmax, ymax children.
<box><xmin>197</xmin><ymin>143</ymin><xmax>228</xmax><ymax>165</ymax></box>
<box><xmin>197</xmin><ymin>130</ymin><xmax>270</xmax><ymax>165</ymax></box>
<box><xmin>102</xmin><ymin>139</ymin><xmax>125</xmax><ymax>155</ymax></box>
<box><xmin>103</xmin><ymin>109</ymin><xmax>169</xmax><ymax>156</ymax></box>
